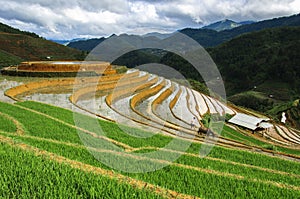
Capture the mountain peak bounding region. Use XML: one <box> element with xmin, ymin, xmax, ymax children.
<box><xmin>222</xmin><ymin>19</ymin><xmax>234</xmax><ymax>23</ymax></box>
<box><xmin>202</xmin><ymin>19</ymin><xmax>241</xmax><ymax>31</ymax></box>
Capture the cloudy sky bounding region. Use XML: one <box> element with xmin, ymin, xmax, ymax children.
<box><xmin>0</xmin><ymin>0</ymin><xmax>299</xmax><ymax>40</ymax></box>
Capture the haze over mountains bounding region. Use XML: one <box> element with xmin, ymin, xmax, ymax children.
<box><xmin>66</xmin><ymin>13</ymin><xmax>300</xmax><ymax>50</ymax></box>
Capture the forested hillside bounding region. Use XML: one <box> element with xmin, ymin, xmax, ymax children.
<box><xmin>209</xmin><ymin>27</ymin><xmax>300</xmax><ymax>97</ymax></box>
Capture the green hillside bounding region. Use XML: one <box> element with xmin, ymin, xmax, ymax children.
<box><xmin>0</xmin><ymin>49</ymin><xmax>23</xmax><ymax>67</ymax></box>
<box><xmin>0</xmin><ymin>23</ymin><xmax>86</xmax><ymax>68</ymax></box>
<box><xmin>0</xmin><ymin>22</ymin><xmax>40</xmax><ymax>38</ymax></box>
<box><xmin>209</xmin><ymin>26</ymin><xmax>300</xmax><ymax>97</ymax></box>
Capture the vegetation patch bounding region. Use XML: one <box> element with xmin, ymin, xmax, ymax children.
<box><xmin>0</xmin><ymin>113</ymin><xmax>17</xmax><ymax>133</ymax></box>
<box><xmin>228</xmin><ymin>91</ymin><xmax>275</xmax><ymax>112</ymax></box>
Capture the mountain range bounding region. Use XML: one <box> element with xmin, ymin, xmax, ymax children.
<box><xmin>67</xmin><ymin>37</ymin><xmax>106</xmax><ymax>52</ymax></box>
<box><xmin>66</xmin><ymin>13</ymin><xmax>300</xmax><ymax>51</ymax></box>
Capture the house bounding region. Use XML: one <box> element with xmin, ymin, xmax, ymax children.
<box><xmin>228</xmin><ymin>113</ymin><xmax>273</xmax><ymax>131</ymax></box>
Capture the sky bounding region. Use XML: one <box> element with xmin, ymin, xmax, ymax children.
<box><xmin>0</xmin><ymin>0</ymin><xmax>299</xmax><ymax>40</ymax></box>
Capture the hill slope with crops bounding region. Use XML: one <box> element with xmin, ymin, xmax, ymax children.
<box><xmin>0</xmin><ymin>100</ymin><xmax>300</xmax><ymax>198</ymax></box>
<box><xmin>0</xmin><ymin>23</ymin><xmax>85</xmax><ymax>68</ymax></box>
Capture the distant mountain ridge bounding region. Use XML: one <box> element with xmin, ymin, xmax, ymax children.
<box><xmin>181</xmin><ymin>13</ymin><xmax>300</xmax><ymax>47</ymax></box>
<box><xmin>67</xmin><ymin>37</ymin><xmax>106</xmax><ymax>51</ymax></box>
<box><xmin>66</xmin><ymin>32</ymin><xmax>175</xmax><ymax>52</ymax></box>
<box><xmin>51</xmin><ymin>38</ymin><xmax>93</xmax><ymax>46</ymax></box>
<box><xmin>202</xmin><ymin>19</ymin><xmax>255</xmax><ymax>31</ymax></box>
<box><xmin>141</xmin><ymin>32</ymin><xmax>174</xmax><ymax>39</ymax></box>
<box><xmin>50</xmin><ymin>40</ymin><xmax>71</xmax><ymax>45</ymax></box>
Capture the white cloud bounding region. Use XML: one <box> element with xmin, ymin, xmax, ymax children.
<box><xmin>63</xmin><ymin>6</ymin><xmax>121</xmax><ymax>24</ymax></box>
<box><xmin>0</xmin><ymin>0</ymin><xmax>299</xmax><ymax>39</ymax></box>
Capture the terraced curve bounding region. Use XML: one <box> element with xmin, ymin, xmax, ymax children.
<box><xmin>3</xmin><ymin>70</ymin><xmax>300</xmax><ymax>159</ymax></box>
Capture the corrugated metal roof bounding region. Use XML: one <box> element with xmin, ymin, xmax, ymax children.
<box><xmin>228</xmin><ymin>113</ymin><xmax>270</xmax><ymax>131</ymax></box>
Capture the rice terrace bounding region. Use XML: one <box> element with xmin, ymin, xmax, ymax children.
<box><xmin>0</xmin><ymin>58</ymin><xmax>300</xmax><ymax>198</ymax></box>
<box><xmin>0</xmin><ymin>3</ymin><xmax>300</xmax><ymax>198</ymax></box>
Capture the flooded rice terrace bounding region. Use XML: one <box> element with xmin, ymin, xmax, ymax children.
<box><xmin>0</xmin><ymin>73</ymin><xmax>161</xmax><ymax>133</ymax></box>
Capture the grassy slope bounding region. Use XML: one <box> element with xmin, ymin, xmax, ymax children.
<box><xmin>0</xmin><ymin>22</ymin><xmax>40</xmax><ymax>38</ymax></box>
<box><xmin>0</xmin><ymin>22</ymin><xmax>86</xmax><ymax>68</ymax></box>
<box><xmin>0</xmin><ymin>33</ymin><xmax>85</xmax><ymax>68</ymax></box>
<box><xmin>0</xmin><ymin>143</ymin><xmax>162</xmax><ymax>198</ymax></box>
<box><xmin>0</xmin><ymin>101</ymin><xmax>300</xmax><ymax>198</ymax></box>
<box><xmin>0</xmin><ymin>49</ymin><xmax>23</xmax><ymax>67</ymax></box>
